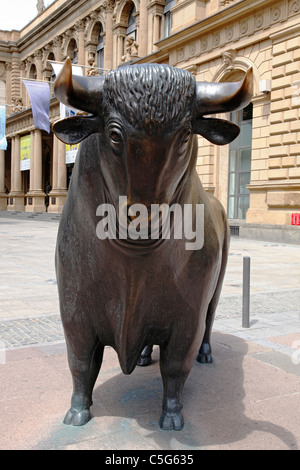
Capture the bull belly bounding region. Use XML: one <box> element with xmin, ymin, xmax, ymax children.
<box><xmin>96</xmin><ymin>293</ymin><xmax>208</xmax><ymax>375</ymax></box>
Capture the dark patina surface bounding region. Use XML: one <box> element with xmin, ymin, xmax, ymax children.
<box><xmin>53</xmin><ymin>59</ymin><xmax>253</xmax><ymax>430</ymax></box>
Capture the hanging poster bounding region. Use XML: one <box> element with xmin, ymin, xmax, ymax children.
<box><xmin>66</xmin><ymin>143</ymin><xmax>80</xmax><ymax>164</ymax></box>
<box><xmin>0</xmin><ymin>105</ymin><xmax>7</xmax><ymax>150</ymax></box>
<box><xmin>23</xmin><ymin>80</ymin><xmax>51</xmax><ymax>133</ymax></box>
<box><xmin>20</xmin><ymin>135</ymin><xmax>31</xmax><ymax>171</ymax></box>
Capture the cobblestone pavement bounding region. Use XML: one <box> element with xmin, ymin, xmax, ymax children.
<box><xmin>1</xmin><ymin>289</ymin><xmax>299</xmax><ymax>349</ymax></box>
<box><xmin>0</xmin><ymin>313</ymin><xmax>64</xmax><ymax>349</ymax></box>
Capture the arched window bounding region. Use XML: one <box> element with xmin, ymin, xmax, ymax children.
<box><xmin>163</xmin><ymin>0</ymin><xmax>175</xmax><ymax>38</ymax></box>
<box><xmin>126</xmin><ymin>5</ymin><xmax>136</xmax><ymax>40</ymax></box>
<box><xmin>29</xmin><ymin>64</ymin><xmax>37</xmax><ymax>80</ymax></box>
<box><xmin>67</xmin><ymin>39</ymin><xmax>78</xmax><ymax>64</ymax></box>
<box><xmin>97</xmin><ymin>26</ymin><xmax>104</xmax><ymax>73</ymax></box>
<box><xmin>47</xmin><ymin>52</ymin><xmax>56</xmax><ymax>82</ymax></box>
<box><xmin>228</xmin><ymin>102</ymin><xmax>253</xmax><ymax>219</ymax></box>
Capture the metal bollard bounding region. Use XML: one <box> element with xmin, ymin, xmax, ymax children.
<box><xmin>242</xmin><ymin>256</ymin><xmax>250</xmax><ymax>328</ymax></box>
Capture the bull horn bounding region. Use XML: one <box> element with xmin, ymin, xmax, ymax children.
<box><xmin>54</xmin><ymin>57</ymin><xmax>104</xmax><ymax>115</ymax></box>
<box><xmin>195</xmin><ymin>67</ymin><xmax>253</xmax><ymax>116</ymax></box>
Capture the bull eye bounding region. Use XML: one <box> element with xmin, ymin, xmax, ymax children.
<box><xmin>109</xmin><ymin>130</ymin><xmax>123</xmax><ymax>144</ymax></box>
<box><xmin>107</xmin><ymin>122</ymin><xmax>124</xmax><ymax>154</ymax></box>
<box><xmin>179</xmin><ymin>125</ymin><xmax>192</xmax><ymax>154</ymax></box>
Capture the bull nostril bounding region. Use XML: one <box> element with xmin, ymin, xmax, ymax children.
<box><xmin>119</xmin><ymin>198</ymin><xmax>166</xmax><ymax>226</ymax></box>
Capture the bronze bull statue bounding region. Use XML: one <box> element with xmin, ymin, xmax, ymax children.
<box><xmin>53</xmin><ymin>59</ymin><xmax>253</xmax><ymax>430</ymax></box>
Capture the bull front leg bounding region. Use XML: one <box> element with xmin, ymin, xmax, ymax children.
<box><xmin>63</xmin><ymin>329</ymin><xmax>104</xmax><ymax>426</ymax></box>
<box><xmin>159</xmin><ymin>338</ymin><xmax>198</xmax><ymax>431</ymax></box>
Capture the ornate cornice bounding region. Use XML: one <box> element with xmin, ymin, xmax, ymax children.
<box><xmin>152</xmin><ymin>0</ymin><xmax>300</xmax><ymax>68</ymax></box>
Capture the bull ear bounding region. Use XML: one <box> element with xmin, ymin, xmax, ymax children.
<box><xmin>52</xmin><ymin>115</ymin><xmax>101</xmax><ymax>144</ymax></box>
<box><xmin>193</xmin><ymin>117</ymin><xmax>240</xmax><ymax>145</ymax></box>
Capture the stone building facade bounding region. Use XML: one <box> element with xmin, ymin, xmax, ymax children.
<box><xmin>0</xmin><ymin>0</ymin><xmax>300</xmax><ymax>235</ymax></box>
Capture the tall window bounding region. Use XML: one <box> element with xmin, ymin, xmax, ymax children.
<box><xmin>126</xmin><ymin>5</ymin><xmax>137</xmax><ymax>40</ymax></box>
<box><xmin>29</xmin><ymin>64</ymin><xmax>37</xmax><ymax>80</ymax></box>
<box><xmin>228</xmin><ymin>103</ymin><xmax>253</xmax><ymax>219</ymax></box>
<box><xmin>97</xmin><ymin>26</ymin><xmax>104</xmax><ymax>73</ymax></box>
<box><xmin>164</xmin><ymin>0</ymin><xmax>175</xmax><ymax>38</ymax></box>
<box><xmin>67</xmin><ymin>39</ymin><xmax>78</xmax><ymax>64</ymax></box>
<box><xmin>72</xmin><ymin>48</ymin><xmax>78</xmax><ymax>64</ymax></box>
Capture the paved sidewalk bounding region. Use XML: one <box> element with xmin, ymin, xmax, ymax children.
<box><xmin>0</xmin><ymin>211</ymin><xmax>299</xmax><ymax>450</ymax></box>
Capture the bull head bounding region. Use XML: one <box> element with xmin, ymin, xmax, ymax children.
<box><xmin>53</xmin><ymin>58</ymin><xmax>253</xmax><ymax>146</ymax></box>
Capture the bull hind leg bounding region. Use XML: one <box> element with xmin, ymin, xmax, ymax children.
<box><xmin>139</xmin><ymin>281</ymin><xmax>223</xmax><ymax>368</ymax></box>
<box><xmin>137</xmin><ymin>345</ymin><xmax>153</xmax><ymax>366</ymax></box>
<box><xmin>197</xmin><ymin>236</ymin><xmax>229</xmax><ymax>364</ymax></box>
<box><xmin>63</xmin><ymin>328</ymin><xmax>104</xmax><ymax>426</ymax></box>
<box><xmin>197</xmin><ymin>296</ymin><xmax>217</xmax><ymax>363</ymax></box>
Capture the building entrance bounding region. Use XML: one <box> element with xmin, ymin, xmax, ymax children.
<box><xmin>228</xmin><ymin>103</ymin><xmax>253</xmax><ymax>220</ymax></box>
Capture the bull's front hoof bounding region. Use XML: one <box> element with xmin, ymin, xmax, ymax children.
<box><xmin>197</xmin><ymin>342</ymin><xmax>212</xmax><ymax>363</ymax></box>
<box><xmin>63</xmin><ymin>408</ymin><xmax>91</xmax><ymax>426</ymax></box>
<box><xmin>159</xmin><ymin>412</ymin><xmax>184</xmax><ymax>431</ymax></box>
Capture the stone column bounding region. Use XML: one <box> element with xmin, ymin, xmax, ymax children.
<box><xmin>35</xmin><ymin>50</ymin><xmax>43</xmax><ymax>80</ymax></box>
<box><xmin>51</xmin><ymin>134</ymin><xmax>58</xmax><ymax>191</ymax></box>
<box><xmin>5</xmin><ymin>63</ymin><xmax>12</xmax><ymax>117</ymax></box>
<box><xmin>138</xmin><ymin>0</ymin><xmax>148</xmax><ymax>58</ymax></box>
<box><xmin>34</xmin><ymin>130</ymin><xmax>43</xmax><ymax>191</ymax></box>
<box><xmin>8</xmin><ymin>135</ymin><xmax>24</xmax><ymax>211</ymax></box>
<box><xmin>76</xmin><ymin>20</ymin><xmax>86</xmax><ymax>70</ymax></box>
<box><xmin>10</xmin><ymin>137</ymin><xmax>15</xmax><ymax>192</ymax></box>
<box><xmin>152</xmin><ymin>14</ymin><xmax>161</xmax><ymax>52</ymax></box>
<box><xmin>13</xmin><ymin>135</ymin><xmax>22</xmax><ymax>194</ymax></box>
<box><xmin>11</xmin><ymin>47</ymin><xmax>21</xmax><ymax>105</ymax></box>
<box><xmin>29</xmin><ymin>130</ymin><xmax>35</xmax><ymax>191</ymax></box>
<box><xmin>118</xmin><ymin>34</ymin><xmax>125</xmax><ymax>65</ymax></box>
<box><xmin>25</xmin><ymin>129</ymin><xmax>45</xmax><ymax>212</ymax></box>
<box><xmin>57</xmin><ymin>140</ymin><xmax>67</xmax><ymax>191</ymax></box>
<box><xmin>53</xmin><ymin>36</ymin><xmax>63</xmax><ymax>62</ymax></box>
<box><xmin>0</xmin><ymin>149</ymin><xmax>7</xmax><ymax>210</ymax></box>
<box><xmin>104</xmin><ymin>8</ymin><xmax>113</xmax><ymax>71</ymax></box>
<box><xmin>48</xmin><ymin>135</ymin><xmax>67</xmax><ymax>213</ymax></box>
<box><xmin>20</xmin><ymin>62</ymin><xmax>26</xmax><ymax>106</ymax></box>
<box><xmin>113</xmin><ymin>31</ymin><xmax>118</xmax><ymax>69</ymax></box>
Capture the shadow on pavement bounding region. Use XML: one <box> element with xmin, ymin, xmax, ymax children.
<box><xmin>35</xmin><ymin>332</ymin><xmax>298</xmax><ymax>450</ymax></box>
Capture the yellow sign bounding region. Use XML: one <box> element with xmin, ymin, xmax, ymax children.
<box><xmin>66</xmin><ymin>143</ymin><xmax>80</xmax><ymax>164</ymax></box>
<box><xmin>20</xmin><ymin>135</ymin><xmax>31</xmax><ymax>171</ymax></box>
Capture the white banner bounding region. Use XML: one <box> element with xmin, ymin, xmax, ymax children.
<box><xmin>0</xmin><ymin>105</ymin><xmax>7</xmax><ymax>150</ymax></box>
<box><xmin>23</xmin><ymin>80</ymin><xmax>50</xmax><ymax>133</ymax></box>
<box><xmin>49</xmin><ymin>62</ymin><xmax>83</xmax><ymax>78</ymax></box>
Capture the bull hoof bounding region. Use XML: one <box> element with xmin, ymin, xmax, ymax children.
<box><xmin>137</xmin><ymin>356</ymin><xmax>152</xmax><ymax>367</ymax></box>
<box><xmin>197</xmin><ymin>342</ymin><xmax>212</xmax><ymax>363</ymax></box>
<box><xmin>159</xmin><ymin>412</ymin><xmax>184</xmax><ymax>431</ymax></box>
<box><xmin>63</xmin><ymin>408</ymin><xmax>91</xmax><ymax>426</ymax></box>
<box><xmin>137</xmin><ymin>345</ymin><xmax>153</xmax><ymax>367</ymax></box>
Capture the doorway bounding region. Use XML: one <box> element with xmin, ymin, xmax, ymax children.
<box><xmin>227</xmin><ymin>103</ymin><xmax>253</xmax><ymax>219</ymax></box>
